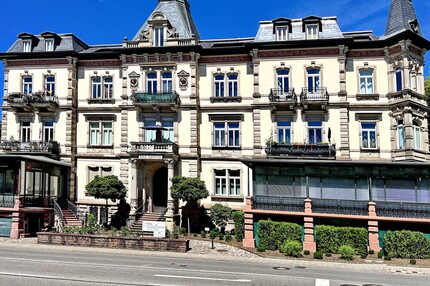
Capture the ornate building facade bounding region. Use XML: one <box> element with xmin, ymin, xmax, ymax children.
<box><xmin>0</xmin><ymin>0</ymin><xmax>429</xmax><ymax>247</ymax></box>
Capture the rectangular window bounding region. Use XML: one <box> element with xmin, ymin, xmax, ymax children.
<box><xmin>214</xmin><ymin>123</ymin><xmax>226</xmax><ymax>146</ymax></box>
<box><xmin>144</xmin><ymin>121</ymin><xmax>157</xmax><ymax>142</ymax></box>
<box><xmin>21</xmin><ymin>122</ymin><xmax>31</xmax><ymax>142</ymax></box>
<box><xmin>154</xmin><ymin>27</ymin><xmax>164</xmax><ymax>47</ymax></box>
<box><xmin>162</xmin><ymin>121</ymin><xmax>174</xmax><ymax>143</ymax></box>
<box><xmin>277</xmin><ymin>121</ymin><xmax>291</xmax><ymax>143</ymax></box>
<box><xmin>45</xmin><ymin>76</ymin><xmax>55</xmax><ymax>96</ymax></box>
<box><xmin>213</xmin><ymin>122</ymin><xmax>240</xmax><ymax>147</ymax></box>
<box><xmin>413</xmin><ymin>124</ymin><xmax>421</xmax><ymax>149</ymax></box>
<box><xmin>308</xmin><ymin>121</ymin><xmax>322</xmax><ymax>144</ymax></box>
<box><xmin>229</xmin><ymin>170</ymin><xmax>241</xmax><ymax>196</ymax></box>
<box><xmin>361</xmin><ymin>123</ymin><xmax>377</xmax><ymax>149</ymax></box>
<box><xmin>23</xmin><ymin>40</ymin><xmax>31</xmax><ymax>52</ymax></box>
<box><xmin>397</xmin><ymin>121</ymin><xmax>405</xmax><ymax>149</ymax></box>
<box><xmin>103</xmin><ymin>77</ymin><xmax>113</xmax><ymax>98</ymax></box>
<box><xmin>359</xmin><ymin>69</ymin><xmax>374</xmax><ymax>94</ymax></box>
<box><xmin>214</xmin><ymin>75</ymin><xmax>225</xmax><ymax>97</ymax></box>
<box><xmin>89</xmin><ymin>121</ymin><xmax>113</xmax><ymax>146</ymax></box>
<box><xmin>147</xmin><ymin>73</ymin><xmax>157</xmax><ymax>94</ymax></box>
<box><xmin>395</xmin><ymin>68</ymin><xmax>403</xmax><ymax>91</ymax></box>
<box><xmin>276</xmin><ymin>27</ymin><xmax>288</xmax><ymax>41</ymax></box>
<box><xmin>91</xmin><ymin>77</ymin><xmax>102</xmax><ymax>98</ymax></box>
<box><xmin>45</xmin><ymin>39</ymin><xmax>54</xmax><ymax>51</ymax></box>
<box><xmin>277</xmin><ymin>70</ymin><xmax>290</xmax><ymax>94</ymax></box>
<box><xmin>215</xmin><ymin>169</ymin><xmax>241</xmax><ymax>196</ymax></box>
<box><xmin>228</xmin><ymin>122</ymin><xmax>240</xmax><ymax>147</ymax></box>
<box><xmin>227</xmin><ymin>74</ymin><xmax>238</xmax><ymax>97</ymax></box>
<box><xmin>43</xmin><ymin>122</ymin><xmax>54</xmax><ymax>142</ymax></box>
<box><xmin>307</xmin><ymin>68</ymin><xmax>320</xmax><ymax>94</ymax></box>
<box><xmin>23</xmin><ymin>77</ymin><xmax>33</xmax><ymax>94</ymax></box>
<box><xmin>215</xmin><ymin>170</ymin><xmax>227</xmax><ymax>195</ymax></box>
<box><xmin>306</xmin><ymin>24</ymin><xmax>319</xmax><ymax>39</ymax></box>
<box><xmin>162</xmin><ymin>72</ymin><xmax>173</xmax><ymax>93</ymax></box>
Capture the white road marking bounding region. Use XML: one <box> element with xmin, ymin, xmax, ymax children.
<box><xmin>315</xmin><ymin>279</ymin><xmax>330</xmax><ymax>286</ymax></box>
<box><xmin>155</xmin><ymin>274</ymin><xmax>252</xmax><ymax>283</ymax></box>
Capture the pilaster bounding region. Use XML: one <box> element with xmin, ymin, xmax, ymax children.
<box><xmin>253</xmin><ymin>108</ymin><xmax>262</xmax><ymax>155</ymax></box>
<box><xmin>165</xmin><ymin>159</ymin><xmax>175</xmax><ymax>232</ymax></box>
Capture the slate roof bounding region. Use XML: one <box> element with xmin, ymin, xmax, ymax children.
<box><xmin>385</xmin><ymin>0</ymin><xmax>422</xmax><ymax>37</ymax></box>
<box><xmin>132</xmin><ymin>0</ymin><xmax>200</xmax><ymax>41</ymax></box>
<box><xmin>255</xmin><ymin>17</ymin><xmax>344</xmax><ymax>42</ymax></box>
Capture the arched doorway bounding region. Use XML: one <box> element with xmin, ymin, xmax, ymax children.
<box><xmin>152</xmin><ymin>167</ymin><xmax>168</xmax><ymax>209</ymax></box>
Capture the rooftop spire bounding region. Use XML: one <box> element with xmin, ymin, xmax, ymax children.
<box><xmin>385</xmin><ymin>0</ymin><xmax>422</xmax><ymax>36</ymax></box>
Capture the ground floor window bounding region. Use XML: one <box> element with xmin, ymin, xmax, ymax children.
<box><xmin>214</xmin><ymin>169</ymin><xmax>241</xmax><ymax>196</ymax></box>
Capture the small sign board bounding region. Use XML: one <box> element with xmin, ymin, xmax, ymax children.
<box><xmin>142</xmin><ymin>221</ymin><xmax>166</xmax><ymax>238</ymax></box>
<box><xmin>139</xmin><ymin>155</ymin><xmax>163</xmax><ymax>160</ymax></box>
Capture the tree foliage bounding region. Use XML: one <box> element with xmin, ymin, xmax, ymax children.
<box><xmin>425</xmin><ymin>73</ymin><xmax>430</xmax><ymax>96</ymax></box>
<box><xmin>210</xmin><ymin>204</ymin><xmax>232</xmax><ymax>229</ymax></box>
<box><xmin>85</xmin><ymin>175</ymin><xmax>127</xmax><ymax>202</ymax></box>
<box><xmin>170</xmin><ymin>176</ymin><xmax>209</xmax><ymax>202</ymax></box>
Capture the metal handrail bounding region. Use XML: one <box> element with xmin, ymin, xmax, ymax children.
<box><xmin>52</xmin><ymin>198</ymin><xmax>65</xmax><ymax>230</ymax></box>
<box><xmin>67</xmin><ymin>200</ymin><xmax>85</xmax><ymax>223</ymax></box>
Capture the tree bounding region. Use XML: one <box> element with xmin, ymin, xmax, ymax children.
<box><xmin>86</xmin><ymin>175</ymin><xmax>127</xmax><ymax>225</ymax></box>
<box><xmin>170</xmin><ymin>176</ymin><xmax>209</xmax><ymax>203</ymax></box>
<box><xmin>425</xmin><ymin>73</ymin><xmax>430</xmax><ymax>96</ymax></box>
<box><xmin>210</xmin><ymin>203</ymin><xmax>232</xmax><ymax>231</ymax></box>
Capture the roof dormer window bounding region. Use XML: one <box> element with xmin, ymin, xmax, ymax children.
<box><xmin>276</xmin><ymin>27</ymin><xmax>289</xmax><ymax>41</ymax></box>
<box><xmin>23</xmin><ymin>40</ymin><xmax>32</xmax><ymax>52</ymax></box>
<box><xmin>272</xmin><ymin>18</ymin><xmax>292</xmax><ymax>42</ymax></box>
<box><xmin>302</xmin><ymin>16</ymin><xmax>322</xmax><ymax>40</ymax></box>
<box><xmin>45</xmin><ymin>38</ymin><xmax>55</xmax><ymax>51</ymax></box>
<box><xmin>306</xmin><ymin>24</ymin><xmax>319</xmax><ymax>39</ymax></box>
<box><xmin>154</xmin><ymin>27</ymin><xmax>165</xmax><ymax>47</ymax></box>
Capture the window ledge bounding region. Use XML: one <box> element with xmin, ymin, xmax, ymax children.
<box><xmin>87</xmin><ymin>98</ymin><xmax>115</xmax><ymax>104</ymax></box>
<box><xmin>360</xmin><ymin>148</ymin><xmax>379</xmax><ymax>152</ymax></box>
<box><xmin>210</xmin><ymin>96</ymin><xmax>242</xmax><ymax>103</ymax></box>
<box><xmin>211</xmin><ymin>195</ymin><xmax>244</xmax><ymax>202</ymax></box>
<box><xmin>212</xmin><ymin>146</ymin><xmax>241</xmax><ymax>150</ymax></box>
<box><xmin>356</xmin><ymin>94</ymin><xmax>379</xmax><ymax>100</ymax></box>
<box><xmin>87</xmin><ymin>145</ymin><xmax>114</xmax><ymax>149</ymax></box>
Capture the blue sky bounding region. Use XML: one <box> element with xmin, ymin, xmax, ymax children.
<box><xmin>1</xmin><ymin>0</ymin><xmax>429</xmax><ymax>116</ymax></box>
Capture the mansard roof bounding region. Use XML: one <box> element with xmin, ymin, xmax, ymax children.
<box><xmin>7</xmin><ymin>33</ymin><xmax>89</xmax><ymax>53</ymax></box>
<box><xmin>132</xmin><ymin>0</ymin><xmax>200</xmax><ymax>41</ymax></box>
<box><xmin>385</xmin><ymin>0</ymin><xmax>422</xmax><ymax>37</ymax></box>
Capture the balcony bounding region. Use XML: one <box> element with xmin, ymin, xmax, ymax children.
<box><xmin>311</xmin><ymin>199</ymin><xmax>369</xmax><ymax>216</ymax></box>
<box><xmin>375</xmin><ymin>201</ymin><xmax>430</xmax><ymax>219</ymax></box>
<box><xmin>265</xmin><ymin>143</ymin><xmax>336</xmax><ymax>158</ymax></box>
<box><xmin>0</xmin><ymin>140</ymin><xmax>61</xmax><ymax>156</ymax></box>
<box><xmin>129</xmin><ymin>142</ymin><xmax>179</xmax><ymax>156</ymax></box>
<box><xmin>253</xmin><ymin>196</ymin><xmax>304</xmax><ymax>212</ymax></box>
<box><xmin>269</xmin><ymin>88</ymin><xmax>296</xmax><ymax>109</ymax></box>
<box><xmin>7</xmin><ymin>92</ymin><xmax>59</xmax><ymax>110</ymax></box>
<box><xmin>130</xmin><ymin>91</ymin><xmax>180</xmax><ymax>111</ymax></box>
<box><xmin>300</xmin><ymin>87</ymin><xmax>329</xmax><ymax>109</ymax></box>
<box><xmin>0</xmin><ymin>194</ymin><xmax>15</xmax><ymax>208</ymax></box>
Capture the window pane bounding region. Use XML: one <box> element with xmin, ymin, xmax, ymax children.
<box><xmin>385</xmin><ymin>180</ymin><xmax>416</xmax><ymax>202</ymax></box>
<box><xmin>309</xmin><ymin>177</ymin><xmax>321</xmax><ymax>198</ymax></box>
<box><xmin>371</xmin><ymin>179</ymin><xmax>385</xmax><ymax>201</ymax></box>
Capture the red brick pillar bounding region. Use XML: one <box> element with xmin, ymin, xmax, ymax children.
<box><xmin>303</xmin><ymin>199</ymin><xmax>316</xmax><ymax>252</ymax></box>
<box><xmin>10</xmin><ymin>197</ymin><xmax>24</xmax><ymax>239</ymax></box>
<box><xmin>368</xmin><ymin>202</ymin><xmax>380</xmax><ymax>252</ymax></box>
<box><xmin>243</xmin><ymin>196</ymin><xmax>255</xmax><ymax>248</ymax></box>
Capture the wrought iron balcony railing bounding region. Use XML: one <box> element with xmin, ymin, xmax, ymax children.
<box><xmin>311</xmin><ymin>199</ymin><xmax>369</xmax><ymax>216</ymax></box>
<box><xmin>0</xmin><ymin>194</ymin><xmax>15</xmax><ymax>208</ymax></box>
<box><xmin>130</xmin><ymin>91</ymin><xmax>180</xmax><ymax>105</ymax></box>
<box><xmin>253</xmin><ymin>195</ymin><xmax>305</xmax><ymax>212</ymax></box>
<box><xmin>300</xmin><ymin>87</ymin><xmax>329</xmax><ymax>102</ymax></box>
<box><xmin>0</xmin><ymin>140</ymin><xmax>61</xmax><ymax>155</ymax></box>
<box><xmin>375</xmin><ymin>201</ymin><xmax>430</xmax><ymax>219</ymax></box>
<box><xmin>129</xmin><ymin>142</ymin><xmax>179</xmax><ymax>155</ymax></box>
<box><xmin>265</xmin><ymin>143</ymin><xmax>336</xmax><ymax>158</ymax></box>
<box><xmin>269</xmin><ymin>88</ymin><xmax>297</xmax><ymax>103</ymax></box>
<box><xmin>7</xmin><ymin>92</ymin><xmax>59</xmax><ymax>108</ymax></box>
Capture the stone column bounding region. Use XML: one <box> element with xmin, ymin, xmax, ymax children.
<box><xmin>129</xmin><ymin>159</ymin><xmax>138</xmax><ymax>214</ymax></box>
<box><xmin>303</xmin><ymin>199</ymin><xmax>317</xmax><ymax>252</ymax></box>
<box><xmin>165</xmin><ymin>159</ymin><xmax>175</xmax><ymax>232</ymax></box>
<box><xmin>368</xmin><ymin>202</ymin><xmax>381</xmax><ymax>252</ymax></box>
<box><xmin>243</xmin><ymin>196</ymin><xmax>255</xmax><ymax>248</ymax></box>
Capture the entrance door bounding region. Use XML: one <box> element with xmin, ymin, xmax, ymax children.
<box><xmin>152</xmin><ymin>167</ymin><xmax>168</xmax><ymax>210</ymax></box>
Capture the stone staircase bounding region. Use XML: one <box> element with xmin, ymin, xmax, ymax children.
<box><xmin>62</xmin><ymin>209</ymin><xmax>83</xmax><ymax>227</ymax></box>
<box><xmin>129</xmin><ymin>212</ymin><xmax>165</xmax><ymax>236</ymax></box>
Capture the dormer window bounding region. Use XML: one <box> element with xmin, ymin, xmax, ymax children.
<box><xmin>306</xmin><ymin>24</ymin><xmax>319</xmax><ymax>39</ymax></box>
<box><xmin>45</xmin><ymin>39</ymin><xmax>55</xmax><ymax>51</ymax></box>
<box><xmin>272</xmin><ymin>18</ymin><xmax>292</xmax><ymax>42</ymax></box>
<box><xmin>276</xmin><ymin>27</ymin><xmax>289</xmax><ymax>41</ymax></box>
<box><xmin>23</xmin><ymin>40</ymin><xmax>32</xmax><ymax>52</ymax></box>
<box><xmin>302</xmin><ymin>16</ymin><xmax>322</xmax><ymax>40</ymax></box>
<box><xmin>154</xmin><ymin>27</ymin><xmax>165</xmax><ymax>47</ymax></box>
<box><xmin>409</xmin><ymin>19</ymin><xmax>420</xmax><ymax>34</ymax></box>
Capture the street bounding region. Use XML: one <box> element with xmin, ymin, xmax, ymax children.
<box><xmin>0</xmin><ymin>244</ymin><xmax>427</xmax><ymax>286</ymax></box>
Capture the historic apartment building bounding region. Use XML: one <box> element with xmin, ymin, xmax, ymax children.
<box><xmin>0</xmin><ymin>0</ymin><xmax>429</xmax><ymax>248</ymax></box>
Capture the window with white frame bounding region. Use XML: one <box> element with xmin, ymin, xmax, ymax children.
<box><xmin>307</xmin><ymin>68</ymin><xmax>320</xmax><ymax>93</ymax></box>
<box><xmin>144</xmin><ymin>121</ymin><xmax>157</xmax><ymax>142</ymax></box>
<box><xmin>306</xmin><ymin>24</ymin><xmax>319</xmax><ymax>39</ymax></box>
<box><xmin>103</xmin><ymin>77</ymin><xmax>113</xmax><ymax>98</ymax></box>
<box><xmin>276</xmin><ymin>26</ymin><xmax>288</xmax><ymax>41</ymax></box>
<box><xmin>147</xmin><ymin>72</ymin><xmax>158</xmax><ymax>93</ymax></box>
<box><xmin>162</xmin><ymin>121</ymin><xmax>174</xmax><ymax>142</ymax></box>
<box><xmin>45</xmin><ymin>39</ymin><xmax>54</xmax><ymax>51</ymax></box>
<box><xmin>397</xmin><ymin>120</ymin><xmax>405</xmax><ymax>149</ymax></box>
<box><xmin>23</xmin><ymin>76</ymin><xmax>33</xmax><ymax>94</ymax></box>
<box><xmin>277</xmin><ymin>121</ymin><xmax>291</xmax><ymax>143</ymax></box>
<box><xmin>359</xmin><ymin>69</ymin><xmax>374</xmax><ymax>94</ymax></box>
<box><xmin>88</xmin><ymin>166</ymin><xmax>113</xmax><ymax>183</ymax></box>
<box><xmin>395</xmin><ymin>67</ymin><xmax>403</xmax><ymax>91</ymax></box>
<box><xmin>214</xmin><ymin>122</ymin><xmax>240</xmax><ymax>147</ymax></box>
<box><xmin>361</xmin><ymin>122</ymin><xmax>377</xmax><ymax>149</ymax></box>
<box><xmin>154</xmin><ymin>27</ymin><xmax>165</xmax><ymax>47</ymax></box>
<box><xmin>91</xmin><ymin>77</ymin><xmax>113</xmax><ymax>99</ymax></box>
<box><xmin>162</xmin><ymin>72</ymin><xmax>173</xmax><ymax>93</ymax></box>
<box><xmin>277</xmin><ymin>69</ymin><xmax>290</xmax><ymax>94</ymax></box>
<box><xmin>21</xmin><ymin>122</ymin><xmax>31</xmax><ymax>142</ymax></box>
<box><xmin>214</xmin><ymin>169</ymin><xmax>241</xmax><ymax>196</ymax></box>
<box><xmin>43</xmin><ymin>122</ymin><xmax>54</xmax><ymax>142</ymax></box>
<box><xmin>214</xmin><ymin>75</ymin><xmax>225</xmax><ymax>97</ymax></box>
<box><xmin>91</xmin><ymin>77</ymin><xmax>102</xmax><ymax>98</ymax></box>
<box><xmin>413</xmin><ymin>121</ymin><xmax>421</xmax><ymax>150</ymax></box>
<box><xmin>45</xmin><ymin>76</ymin><xmax>55</xmax><ymax>95</ymax></box>
<box><xmin>227</xmin><ymin>74</ymin><xmax>238</xmax><ymax>97</ymax></box>
<box><xmin>89</xmin><ymin>121</ymin><xmax>113</xmax><ymax>146</ymax></box>
<box><xmin>23</xmin><ymin>40</ymin><xmax>31</xmax><ymax>52</ymax></box>
<box><xmin>308</xmin><ymin>121</ymin><xmax>322</xmax><ymax>144</ymax></box>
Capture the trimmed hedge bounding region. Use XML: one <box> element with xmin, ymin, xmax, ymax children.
<box><xmin>258</xmin><ymin>220</ymin><xmax>301</xmax><ymax>251</ymax></box>
<box><xmin>232</xmin><ymin>211</ymin><xmax>244</xmax><ymax>242</ymax></box>
<box><xmin>315</xmin><ymin>225</ymin><xmax>368</xmax><ymax>254</ymax></box>
<box><xmin>383</xmin><ymin>230</ymin><xmax>430</xmax><ymax>259</ymax></box>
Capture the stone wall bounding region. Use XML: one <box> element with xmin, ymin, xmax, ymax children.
<box><xmin>37</xmin><ymin>233</ymin><xmax>189</xmax><ymax>253</ymax></box>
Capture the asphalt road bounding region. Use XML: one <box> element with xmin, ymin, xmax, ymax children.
<box><xmin>0</xmin><ymin>245</ymin><xmax>427</xmax><ymax>286</ymax></box>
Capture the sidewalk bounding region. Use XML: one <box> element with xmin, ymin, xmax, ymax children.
<box><xmin>1</xmin><ymin>237</ymin><xmax>429</xmax><ymax>276</ymax></box>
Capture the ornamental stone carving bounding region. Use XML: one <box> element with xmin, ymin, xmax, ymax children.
<box><xmin>128</xmin><ymin>71</ymin><xmax>140</xmax><ymax>92</ymax></box>
<box><xmin>177</xmin><ymin>70</ymin><xmax>190</xmax><ymax>91</ymax></box>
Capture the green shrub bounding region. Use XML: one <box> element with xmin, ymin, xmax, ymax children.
<box><xmin>225</xmin><ymin>233</ymin><xmax>232</xmax><ymax>242</ymax></box>
<box><xmin>313</xmin><ymin>251</ymin><xmax>323</xmax><ymax>259</ymax></box>
<box><xmin>360</xmin><ymin>253</ymin><xmax>368</xmax><ymax>259</ymax></box>
<box><xmin>378</xmin><ymin>250</ymin><xmax>384</xmax><ymax>258</ymax></box>
<box><xmin>193</xmin><ymin>233</ymin><xmax>198</xmax><ymax>237</ymax></box>
<box><xmin>210</xmin><ymin>204</ymin><xmax>232</xmax><ymax>230</ymax></box>
<box><xmin>339</xmin><ymin>245</ymin><xmax>355</xmax><ymax>261</ymax></box>
<box><xmin>232</xmin><ymin>211</ymin><xmax>244</xmax><ymax>242</ymax></box>
<box><xmin>368</xmin><ymin>249</ymin><xmax>375</xmax><ymax>255</ymax></box>
<box><xmin>179</xmin><ymin>227</ymin><xmax>187</xmax><ymax>234</ymax></box>
<box><xmin>200</xmin><ymin>231</ymin><xmax>206</xmax><ymax>238</ymax></box>
<box><xmin>257</xmin><ymin>246</ymin><xmax>266</xmax><ymax>252</ymax></box>
<box><xmin>325</xmin><ymin>252</ymin><xmax>332</xmax><ymax>257</ymax></box>
<box><xmin>303</xmin><ymin>250</ymin><xmax>310</xmax><ymax>255</ymax></box>
<box><xmin>315</xmin><ymin>225</ymin><xmax>368</xmax><ymax>254</ymax></box>
<box><xmin>383</xmin><ymin>230</ymin><xmax>430</xmax><ymax>259</ymax></box>
<box><xmin>384</xmin><ymin>254</ymin><xmax>392</xmax><ymax>261</ymax></box>
<box><xmin>258</xmin><ymin>220</ymin><xmax>301</xmax><ymax>251</ymax></box>
<box><xmin>279</xmin><ymin>241</ymin><xmax>302</xmax><ymax>257</ymax></box>
<box><xmin>218</xmin><ymin>233</ymin><xmax>225</xmax><ymax>240</ymax></box>
<box><xmin>210</xmin><ymin>231</ymin><xmax>218</xmax><ymax>239</ymax></box>
<box><xmin>410</xmin><ymin>259</ymin><xmax>417</xmax><ymax>265</ymax></box>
